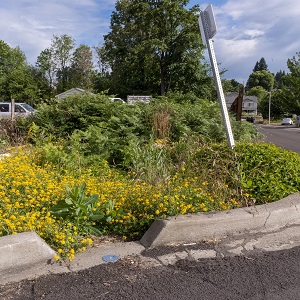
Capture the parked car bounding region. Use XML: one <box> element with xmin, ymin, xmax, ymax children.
<box><xmin>281</xmin><ymin>117</ymin><xmax>293</xmax><ymax>125</ymax></box>
<box><xmin>0</xmin><ymin>102</ymin><xmax>35</xmax><ymax>119</ymax></box>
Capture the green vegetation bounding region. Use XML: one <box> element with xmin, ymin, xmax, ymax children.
<box><xmin>1</xmin><ymin>0</ymin><xmax>300</xmax><ymax>262</ymax></box>
<box><xmin>0</xmin><ymin>92</ymin><xmax>299</xmax><ymax>261</ymax></box>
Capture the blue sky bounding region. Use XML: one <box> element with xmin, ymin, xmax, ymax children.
<box><xmin>0</xmin><ymin>0</ymin><xmax>298</xmax><ymax>83</ymax></box>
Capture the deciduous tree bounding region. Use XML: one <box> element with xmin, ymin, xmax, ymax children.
<box><xmin>100</xmin><ymin>0</ymin><xmax>207</xmax><ymax>97</ymax></box>
<box><xmin>281</xmin><ymin>52</ymin><xmax>300</xmax><ymax>114</ymax></box>
<box><xmin>246</xmin><ymin>70</ymin><xmax>274</xmax><ymax>92</ymax></box>
<box><xmin>51</xmin><ymin>34</ymin><xmax>75</xmax><ymax>93</ymax></box>
<box><xmin>0</xmin><ymin>40</ymin><xmax>38</xmax><ymax>102</ymax></box>
<box><xmin>70</xmin><ymin>45</ymin><xmax>94</xmax><ymax>91</ymax></box>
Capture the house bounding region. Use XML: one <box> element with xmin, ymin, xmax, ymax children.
<box><xmin>242</xmin><ymin>95</ymin><xmax>258</xmax><ymax>115</ymax></box>
<box><xmin>55</xmin><ymin>88</ymin><xmax>92</xmax><ymax>99</ymax></box>
<box><xmin>225</xmin><ymin>92</ymin><xmax>258</xmax><ymax>115</ymax></box>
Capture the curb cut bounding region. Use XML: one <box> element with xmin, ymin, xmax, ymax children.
<box><xmin>140</xmin><ymin>193</ymin><xmax>300</xmax><ymax>248</ymax></box>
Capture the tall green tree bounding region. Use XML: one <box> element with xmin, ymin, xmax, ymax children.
<box><xmin>0</xmin><ymin>40</ymin><xmax>38</xmax><ymax>102</ymax></box>
<box><xmin>258</xmin><ymin>89</ymin><xmax>286</xmax><ymax>120</ymax></box>
<box><xmin>36</xmin><ymin>48</ymin><xmax>56</xmax><ymax>98</ymax></box>
<box><xmin>222</xmin><ymin>78</ymin><xmax>241</xmax><ymax>94</ymax></box>
<box><xmin>51</xmin><ymin>34</ymin><xmax>75</xmax><ymax>93</ymax></box>
<box><xmin>281</xmin><ymin>52</ymin><xmax>300</xmax><ymax>114</ymax></box>
<box><xmin>70</xmin><ymin>45</ymin><xmax>94</xmax><ymax>91</ymax></box>
<box><xmin>253</xmin><ymin>57</ymin><xmax>268</xmax><ymax>72</ymax></box>
<box><xmin>36</xmin><ymin>34</ymin><xmax>76</xmax><ymax>95</ymax></box>
<box><xmin>274</xmin><ymin>69</ymin><xmax>286</xmax><ymax>89</ymax></box>
<box><xmin>246</xmin><ymin>70</ymin><xmax>274</xmax><ymax>92</ymax></box>
<box><xmin>100</xmin><ymin>0</ymin><xmax>207</xmax><ymax>97</ymax></box>
<box><xmin>247</xmin><ymin>86</ymin><xmax>266</xmax><ymax>102</ymax></box>
<box><xmin>93</xmin><ymin>45</ymin><xmax>112</xmax><ymax>93</ymax></box>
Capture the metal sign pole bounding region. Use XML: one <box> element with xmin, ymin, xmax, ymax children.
<box><xmin>199</xmin><ymin>5</ymin><xmax>235</xmax><ymax>149</ymax></box>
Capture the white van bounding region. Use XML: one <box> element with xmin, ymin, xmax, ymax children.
<box><xmin>0</xmin><ymin>102</ymin><xmax>35</xmax><ymax>119</ymax></box>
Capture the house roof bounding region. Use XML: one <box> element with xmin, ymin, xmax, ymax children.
<box><xmin>55</xmin><ymin>88</ymin><xmax>87</xmax><ymax>99</ymax></box>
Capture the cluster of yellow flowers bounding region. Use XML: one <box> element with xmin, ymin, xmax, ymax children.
<box><xmin>0</xmin><ymin>149</ymin><xmax>239</xmax><ymax>261</ymax></box>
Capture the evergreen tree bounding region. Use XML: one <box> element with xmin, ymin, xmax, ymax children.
<box><xmin>274</xmin><ymin>70</ymin><xmax>286</xmax><ymax>89</ymax></box>
<box><xmin>253</xmin><ymin>57</ymin><xmax>268</xmax><ymax>72</ymax></box>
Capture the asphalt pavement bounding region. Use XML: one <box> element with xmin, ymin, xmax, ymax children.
<box><xmin>257</xmin><ymin>123</ymin><xmax>300</xmax><ymax>154</ymax></box>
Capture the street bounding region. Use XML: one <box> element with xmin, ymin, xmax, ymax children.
<box><xmin>257</xmin><ymin>124</ymin><xmax>300</xmax><ymax>154</ymax></box>
<box><xmin>2</xmin><ymin>240</ymin><xmax>300</xmax><ymax>300</ymax></box>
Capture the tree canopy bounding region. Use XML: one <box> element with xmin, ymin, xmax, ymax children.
<box><xmin>280</xmin><ymin>52</ymin><xmax>300</xmax><ymax>114</ymax></box>
<box><xmin>99</xmin><ymin>0</ymin><xmax>209</xmax><ymax>97</ymax></box>
<box><xmin>246</xmin><ymin>70</ymin><xmax>274</xmax><ymax>92</ymax></box>
<box><xmin>0</xmin><ymin>40</ymin><xmax>38</xmax><ymax>102</ymax></box>
<box><xmin>253</xmin><ymin>57</ymin><xmax>268</xmax><ymax>72</ymax></box>
<box><xmin>35</xmin><ymin>35</ymin><xmax>95</xmax><ymax>99</ymax></box>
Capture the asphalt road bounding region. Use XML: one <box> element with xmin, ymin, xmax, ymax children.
<box><xmin>257</xmin><ymin>124</ymin><xmax>300</xmax><ymax>154</ymax></box>
<box><xmin>2</xmin><ymin>244</ymin><xmax>300</xmax><ymax>300</ymax></box>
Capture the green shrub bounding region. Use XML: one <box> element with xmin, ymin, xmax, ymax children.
<box><xmin>236</xmin><ymin>142</ymin><xmax>300</xmax><ymax>203</ymax></box>
<box><xmin>190</xmin><ymin>142</ymin><xmax>300</xmax><ymax>205</ymax></box>
<box><xmin>29</xmin><ymin>93</ymin><xmax>260</xmax><ymax>168</ymax></box>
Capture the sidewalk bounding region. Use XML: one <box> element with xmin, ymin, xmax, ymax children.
<box><xmin>1</xmin><ymin>193</ymin><xmax>300</xmax><ymax>285</ymax></box>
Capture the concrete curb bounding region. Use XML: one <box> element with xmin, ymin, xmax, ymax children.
<box><xmin>140</xmin><ymin>193</ymin><xmax>300</xmax><ymax>248</ymax></box>
<box><xmin>0</xmin><ymin>231</ymin><xmax>61</xmax><ymax>284</ymax></box>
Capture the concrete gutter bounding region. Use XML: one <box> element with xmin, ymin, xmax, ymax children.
<box><xmin>140</xmin><ymin>193</ymin><xmax>300</xmax><ymax>248</ymax></box>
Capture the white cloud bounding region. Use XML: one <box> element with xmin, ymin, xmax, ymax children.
<box><xmin>195</xmin><ymin>0</ymin><xmax>300</xmax><ymax>82</ymax></box>
<box><xmin>0</xmin><ymin>0</ymin><xmax>115</xmax><ymax>64</ymax></box>
<box><xmin>1</xmin><ymin>0</ymin><xmax>299</xmax><ymax>84</ymax></box>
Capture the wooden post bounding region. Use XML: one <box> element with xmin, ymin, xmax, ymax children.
<box><xmin>11</xmin><ymin>97</ymin><xmax>15</xmax><ymax>121</ymax></box>
<box><xmin>236</xmin><ymin>85</ymin><xmax>244</xmax><ymax>121</ymax></box>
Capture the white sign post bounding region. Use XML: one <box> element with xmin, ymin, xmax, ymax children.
<box><xmin>199</xmin><ymin>5</ymin><xmax>235</xmax><ymax>149</ymax></box>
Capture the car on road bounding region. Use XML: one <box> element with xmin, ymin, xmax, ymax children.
<box><xmin>282</xmin><ymin>117</ymin><xmax>293</xmax><ymax>125</ymax></box>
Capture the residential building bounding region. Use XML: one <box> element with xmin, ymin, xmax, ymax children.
<box><xmin>55</xmin><ymin>88</ymin><xmax>90</xmax><ymax>99</ymax></box>
<box><xmin>225</xmin><ymin>92</ymin><xmax>258</xmax><ymax>115</ymax></box>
